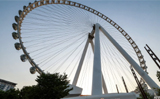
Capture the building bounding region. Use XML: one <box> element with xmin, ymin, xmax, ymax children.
<box><xmin>0</xmin><ymin>79</ymin><xmax>16</xmax><ymax>91</ymax></box>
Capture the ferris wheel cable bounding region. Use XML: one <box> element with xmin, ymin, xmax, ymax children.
<box><xmin>21</xmin><ymin>32</ymin><xmax>83</xmax><ymax>41</ymax></box>
<box><xmin>101</xmin><ymin>31</ymin><xmax>138</xmax><ymax>68</ymax></box>
<box><xmin>31</xmin><ymin>6</ymin><xmax>69</xmax><ymax>21</ymax></box>
<box><xmin>23</xmin><ymin>21</ymin><xmax>91</xmax><ymax>31</ymax></box>
<box><xmin>78</xmin><ymin>51</ymin><xmax>91</xmax><ymax>88</ymax></box>
<box><xmin>69</xmin><ymin>4</ymin><xmax>89</xmax><ymax>19</ymax></box>
<box><xmin>39</xmin><ymin>5</ymin><xmax>89</xmax><ymax>26</ymax></box>
<box><xmin>101</xmin><ymin>62</ymin><xmax>113</xmax><ymax>92</ymax></box>
<box><xmin>103</xmin><ymin>56</ymin><xmax>117</xmax><ymax>92</ymax></box>
<box><xmin>37</xmin><ymin>43</ymin><xmax>85</xmax><ymax>69</ymax></box>
<box><xmin>21</xmin><ymin>27</ymin><xmax>78</xmax><ymax>35</ymax></box>
<box><xmin>79</xmin><ymin>50</ymin><xmax>91</xmax><ymax>90</ymax></box>
<box><xmin>32</xmin><ymin>42</ymin><xmax>81</xmax><ymax>61</ymax></box>
<box><xmin>30</xmin><ymin>34</ymin><xmax>86</xmax><ymax>55</ymax></box>
<box><xmin>23</xmin><ymin>11</ymin><xmax>87</xmax><ymax>25</ymax></box>
<box><xmin>112</xmin><ymin>63</ymin><xmax>131</xmax><ymax>92</ymax></box>
<box><xmin>21</xmin><ymin>28</ymin><xmax>84</xmax><ymax>40</ymax></box>
<box><xmin>21</xmin><ymin>24</ymin><xmax>84</xmax><ymax>31</ymax></box>
<box><xmin>50</xmin><ymin>4</ymin><xmax>79</xmax><ymax>17</ymax></box>
<box><xmin>68</xmin><ymin>56</ymin><xmax>81</xmax><ymax>78</ymax></box>
<box><xmin>23</xmin><ymin>34</ymin><xmax>73</xmax><ymax>43</ymax></box>
<box><xmin>21</xmin><ymin>12</ymin><xmax>102</xmax><ymax>33</ymax></box>
<box><xmin>30</xmin><ymin>40</ymin><xmax>85</xmax><ymax>67</ymax></box>
<box><xmin>30</xmin><ymin>36</ymin><xmax>86</xmax><ymax>62</ymax></box>
<box><xmin>23</xmin><ymin>30</ymin><xmax>82</xmax><ymax>43</ymax></box>
<box><xmin>22</xmin><ymin>32</ymin><xmax>71</xmax><ymax>41</ymax></box>
<box><xmin>22</xmin><ymin>14</ymin><xmax>84</xmax><ymax>25</ymax></box>
<box><xmin>24</xmin><ymin>16</ymin><xmax>84</xmax><ymax>26</ymax></box>
<box><xmin>78</xmin><ymin>46</ymin><xmax>91</xmax><ymax>86</ymax></box>
<box><xmin>22</xmin><ymin>14</ymin><xmax>86</xmax><ymax>27</ymax></box>
<box><xmin>58</xmin><ymin>4</ymin><xmax>89</xmax><ymax>23</ymax></box>
<box><xmin>25</xmin><ymin>32</ymin><xmax>86</xmax><ymax>53</ymax></box>
<box><xmin>53</xmin><ymin>39</ymin><xmax>86</xmax><ymax>72</ymax></box>
<box><xmin>21</xmin><ymin>24</ymin><xmax>88</xmax><ymax>32</ymax></box>
<box><xmin>112</xmin><ymin>61</ymin><xmax>136</xmax><ymax>90</ymax></box>
<box><xmin>102</xmin><ymin>40</ymin><xmax>133</xmax><ymax>92</ymax></box>
<box><xmin>43</xmin><ymin>48</ymin><xmax>76</xmax><ymax>71</ymax></box>
<box><xmin>63</xmin><ymin>47</ymin><xmax>83</xmax><ymax>73</ymax></box>
<box><xmin>102</xmin><ymin>40</ymin><xmax>137</xmax><ymax>90</ymax></box>
<box><xmin>37</xmin><ymin>34</ymin><xmax>87</xmax><ymax>67</ymax></box>
<box><xmin>70</xmin><ymin>8</ymin><xmax>93</xmax><ymax>26</ymax></box>
<box><xmin>86</xmin><ymin>50</ymin><xmax>92</xmax><ymax>85</ymax></box>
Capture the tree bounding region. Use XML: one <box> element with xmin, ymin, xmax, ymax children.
<box><xmin>0</xmin><ymin>89</ymin><xmax>20</xmax><ymax>99</ymax></box>
<box><xmin>0</xmin><ymin>73</ymin><xmax>72</xmax><ymax>99</ymax></box>
<box><xmin>19</xmin><ymin>86</ymin><xmax>39</xmax><ymax>99</ymax></box>
<box><xmin>5</xmin><ymin>89</ymin><xmax>20</xmax><ymax>99</ymax></box>
<box><xmin>138</xmin><ymin>91</ymin><xmax>154</xmax><ymax>99</ymax></box>
<box><xmin>156</xmin><ymin>71</ymin><xmax>160</xmax><ymax>96</ymax></box>
<box><xmin>0</xmin><ymin>90</ymin><xmax>6</xmax><ymax>99</ymax></box>
<box><xmin>156</xmin><ymin>71</ymin><xmax>160</xmax><ymax>82</ymax></box>
<box><xmin>35</xmin><ymin>73</ymin><xmax>73</xmax><ymax>99</ymax></box>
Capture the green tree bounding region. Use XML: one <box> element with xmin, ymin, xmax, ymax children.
<box><xmin>0</xmin><ymin>90</ymin><xmax>6</xmax><ymax>99</ymax></box>
<box><xmin>0</xmin><ymin>73</ymin><xmax>72</xmax><ymax>99</ymax></box>
<box><xmin>138</xmin><ymin>91</ymin><xmax>154</xmax><ymax>99</ymax></box>
<box><xmin>0</xmin><ymin>89</ymin><xmax>20</xmax><ymax>99</ymax></box>
<box><xmin>156</xmin><ymin>71</ymin><xmax>160</xmax><ymax>96</ymax></box>
<box><xmin>156</xmin><ymin>71</ymin><xmax>160</xmax><ymax>82</ymax></box>
<box><xmin>20</xmin><ymin>86</ymin><xmax>39</xmax><ymax>99</ymax></box>
<box><xmin>5</xmin><ymin>89</ymin><xmax>20</xmax><ymax>99</ymax></box>
<box><xmin>35</xmin><ymin>73</ymin><xmax>73</xmax><ymax>99</ymax></box>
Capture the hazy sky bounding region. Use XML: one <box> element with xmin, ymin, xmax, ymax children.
<box><xmin>0</xmin><ymin>0</ymin><xmax>160</xmax><ymax>95</ymax></box>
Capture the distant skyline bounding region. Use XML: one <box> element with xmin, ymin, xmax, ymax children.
<box><xmin>0</xmin><ymin>0</ymin><xmax>160</xmax><ymax>95</ymax></box>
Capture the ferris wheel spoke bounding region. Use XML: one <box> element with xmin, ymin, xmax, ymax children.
<box><xmin>36</xmin><ymin>34</ymin><xmax>87</xmax><ymax>67</ymax></box>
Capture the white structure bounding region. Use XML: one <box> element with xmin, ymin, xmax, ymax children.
<box><xmin>63</xmin><ymin>93</ymin><xmax>137</xmax><ymax>99</ymax></box>
<box><xmin>0</xmin><ymin>79</ymin><xmax>16</xmax><ymax>91</ymax></box>
<box><xmin>65</xmin><ymin>84</ymin><xmax>83</xmax><ymax>98</ymax></box>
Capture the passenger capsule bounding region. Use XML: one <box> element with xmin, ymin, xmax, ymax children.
<box><xmin>12</xmin><ymin>32</ymin><xmax>19</xmax><ymax>40</ymax></box>
<box><xmin>30</xmin><ymin>67</ymin><xmax>36</xmax><ymax>74</ymax></box>
<box><xmin>15</xmin><ymin>16</ymin><xmax>19</xmax><ymax>23</ymax></box>
<box><xmin>19</xmin><ymin>10</ymin><xmax>22</xmax><ymax>15</ymax></box>
<box><xmin>14</xmin><ymin>43</ymin><xmax>21</xmax><ymax>50</ymax></box>
<box><xmin>23</xmin><ymin>6</ymin><xmax>26</xmax><ymax>10</ymax></box>
<box><xmin>12</xmin><ymin>23</ymin><xmax>17</xmax><ymax>30</ymax></box>
<box><xmin>20</xmin><ymin>54</ymin><xmax>27</xmax><ymax>62</ymax></box>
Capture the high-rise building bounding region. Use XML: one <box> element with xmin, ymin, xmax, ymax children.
<box><xmin>0</xmin><ymin>79</ymin><xmax>16</xmax><ymax>91</ymax></box>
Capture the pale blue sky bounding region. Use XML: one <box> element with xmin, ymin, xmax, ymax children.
<box><xmin>0</xmin><ymin>0</ymin><xmax>160</xmax><ymax>94</ymax></box>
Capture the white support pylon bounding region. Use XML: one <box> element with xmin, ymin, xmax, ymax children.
<box><xmin>72</xmin><ymin>39</ymin><xmax>90</xmax><ymax>86</ymax></box>
<box><xmin>99</xmin><ymin>24</ymin><xmax>159</xmax><ymax>94</ymax></box>
<box><xmin>102</xmin><ymin>74</ymin><xmax>108</xmax><ymax>94</ymax></box>
<box><xmin>92</xmin><ymin>23</ymin><xmax>102</xmax><ymax>95</ymax></box>
<box><xmin>90</xmin><ymin>39</ymin><xmax>108</xmax><ymax>94</ymax></box>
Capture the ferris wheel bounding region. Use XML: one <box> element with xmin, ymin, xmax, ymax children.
<box><xmin>12</xmin><ymin>0</ymin><xmax>159</xmax><ymax>96</ymax></box>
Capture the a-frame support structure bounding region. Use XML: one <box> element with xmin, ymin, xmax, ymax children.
<box><xmin>72</xmin><ymin>23</ymin><xmax>159</xmax><ymax>95</ymax></box>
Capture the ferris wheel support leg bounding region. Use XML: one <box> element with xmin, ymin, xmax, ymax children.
<box><xmin>72</xmin><ymin>39</ymin><xmax>90</xmax><ymax>86</ymax></box>
<box><xmin>90</xmin><ymin>40</ymin><xmax>94</xmax><ymax>52</ymax></box>
<box><xmin>102</xmin><ymin>74</ymin><xmax>108</xmax><ymax>94</ymax></box>
<box><xmin>99</xmin><ymin>24</ymin><xmax>159</xmax><ymax>94</ymax></box>
<box><xmin>90</xmin><ymin>40</ymin><xmax>108</xmax><ymax>94</ymax></box>
<box><xmin>92</xmin><ymin>23</ymin><xmax>102</xmax><ymax>95</ymax></box>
